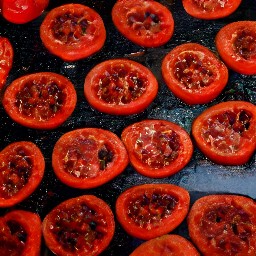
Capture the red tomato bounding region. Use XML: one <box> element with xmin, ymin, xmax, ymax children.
<box><xmin>52</xmin><ymin>128</ymin><xmax>129</xmax><ymax>189</ymax></box>
<box><xmin>2</xmin><ymin>72</ymin><xmax>77</xmax><ymax>130</ymax></box>
<box><xmin>130</xmin><ymin>234</ymin><xmax>200</xmax><ymax>256</ymax></box>
<box><xmin>192</xmin><ymin>101</ymin><xmax>256</xmax><ymax>165</ymax></box>
<box><xmin>42</xmin><ymin>195</ymin><xmax>115</xmax><ymax>256</ymax></box>
<box><xmin>40</xmin><ymin>3</ymin><xmax>106</xmax><ymax>61</ymax></box>
<box><xmin>215</xmin><ymin>21</ymin><xmax>256</xmax><ymax>75</ymax></box>
<box><xmin>0</xmin><ymin>0</ymin><xmax>49</xmax><ymax>24</ymax></box>
<box><xmin>0</xmin><ymin>36</ymin><xmax>13</xmax><ymax>91</ymax></box>
<box><xmin>121</xmin><ymin>119</ymin><xmax>193</xmax><ymax>178</ymax></box>
<box><xmin>182</xmin><ymin>0</ymin><xmax>242</xmax><ymax>20</ymax></box>
<box><xmin>112</xmin><ymin>0</ymin><xmax>174</xmax><ymax>48</ymax></box>
<box><xmin>188</xmin><ymin>194</ymin><xmax>256</xmax><ymax>256</ymax></box>
<box><xmin>84</xmin><ymin>59</ymin><xmax>158</xmax><ymax>115</ymax></box>
<box><xmin>115</xmin><ymin>183</ymin><xmax>190</xmax><ymax>240</ymax></box>
<box><xmin>161</xmin><ymin>43</ymin><xmax>229</xmax><ymax>105</ymax></box>
<box><xmin>0</xmin><ymin>210</ymin><xmax>42</xmax><ymax>256</ymax></box>
<box><xmin>0</xmin><ymin>141</ymin><xmax>45</xmax><ymax>207</ymax></box>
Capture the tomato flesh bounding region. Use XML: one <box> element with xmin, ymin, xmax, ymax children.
<box><xmin>193</xmin><ymin>0</ymin><xmax>228</xmax><ymax>11</ymax></box>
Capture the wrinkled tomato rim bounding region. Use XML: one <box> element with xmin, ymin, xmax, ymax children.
<box><xmin>42</xmin><ymin>195</ymin><xmax>115</xmax><ymax>256</ymax></box>
<box><xmin>52</xmin><ymin>128</ymin><xmax>129</xmax><ymax>189</ymax></box>
<box><xmin>192</xmin><ymin>101</ymin><xmax>256</xmax><ymax>165</ymax></box>
<box><xmin>2</xmin><ymin>72</ymin><xmax>77</xmax><ymax>130</ymax></box>
<box><xmin>84</xmin><ymin>58</ymin><xmax>158</xmax><ymax>115</ymax></box>
<box><xmin>0</xmin><ymin>141</ymin><xmax>45</xmax><ymax>208</ymax></box>
<box><xmin>121</xmin><ymin>119</ymin><xmax>193</xmax><ymax>178</ymax></box>
<box><xmin>116</xmin><ymin>183</ymin><xmax>190</xmax><ymax>240</ymax></box>
<box><xmin>161</xmin><ymin>43</ymin><xmax>229</xmax><ymax>105</ymax></box>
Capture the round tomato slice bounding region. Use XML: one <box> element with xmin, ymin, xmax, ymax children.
<box><xmin>40</xmin><ymin>3</ymin><xmax>106</xmax><ymax>61</ymax></box>
<box><xmin>115</xmin><ymin>183</ymin><xmax>190</xmax><ymax>240</ymax></box>
<box><xmin>161</xmin><ymin>43</ymin><xmax>229</xmax><ymax>105</ymax></box>
<box><xmin>0</xmin><ymin>141</ymin><xmax>45</xmax><ymax>207</ymax></box>
<box><xmin>215</xmin><ymin>21</ymin><xmax>256</xmax><ymax>75</ymax></box>
<box><xmin>130</xmin><ymin>234</ymin><xmax>200</xmax><ymax>256</ymax></box>
<box><xmin>1</xmin><ymin>0</ymin><xmax>49</xmax><ymax>24</ymax></box>
<box><xmin>112</xmin><ymin>0</ymin><xmax>174</xmax><ymax>48</ymax></box>
<box><xmin>182</xmin><ymin>0</ymin><xmax>242</xmax><ymax>20</ymax></box>
<box><xmin>188</xmin><ymin>194</ymin><xmax>256</xmax><ymax>256</ymax></box>
<box><xmin>0</xmin><ymin>210</ymin><xmax>42</xmax><ymax>256</ymax></box>
<box><xmin>192</xmin><ymin>101</ymin><xmax>256</xmax><ymax>165</ymax></box>
<box><xmin>52</xmin><ymin>128</ymin><xmax>129</xmax><ymax>189</ymax></box>
<box><xmin>84</xmin><ymin>59</ymin><xmax>158</xmax><ymax>115</ymax></box>
<box><xmin>0</xmin><ymin>36</ymin><xmax>13</xmax><ymax>91</ymax></box>
<box><xmin>42</xmin><ymin>195</ymin><xmax>115</xmax><ymax>256</ymax></box>
<box><xmin>121</xmin><ymin>119</ymin><xmax>193</xmax><ymax>178</ymax></box>
<box><xmin>2</xmin><ymin>72</ymin><xmax>77</xmax><ymax>130</ymax></box>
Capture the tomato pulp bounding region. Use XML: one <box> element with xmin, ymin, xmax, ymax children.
<box><xmin>188</xmin><ymin>194</ymin><xmax>256</xmax><ymax>256</ymax></box>
<box><xmin>84</xmin><ymin>59</ymin><xmax>158</xmax><ymax>115</ymax></box>
<box><xmin>52</xmin><ymin>128</ymin><xmax>129</xmax><ymax>189</ymax></box>
<box><xmin>215</xmin><ymin>21</ymin><xmax>256</xmax><ymax>75</ymax></box>
<box><xmin>40</xmin><ymin>3</ymin><xmax>106</xmax><ymax>61</ymax></box>
<box><xmin>162</xmin><ymin>43</ymin><xmax>229</xmax><ymax>105</ymax></box>
<box><xmin>121</xmin><ymin>119</ymin><xmax>193</xmax><ymax>178</ymax></box>
<box><xmin>116</xmin><ymin>183</ymin><xmax>190</xmax><ymax>240</ymax></box>
<box><xmin>42</xmin><ymin>195</ymin><xmax>115</xmax><ymax>256</ymax></box>
<box><xmin>3</xmin><ymin>72</ymin><xmax>77</xmax><ymax>129</ymax></box>
<box><xmin>112</xmin><ymin>0</ymin><xmax>174</xmax><ymax>47</ymax></box>
<box><xmin>192</xmin><ymin>101</ymin><xmax>256</xmax><ymax>165</ymax></box>
<box><xmin>0</xmin><ymin>141</ymin><xmax>45</xmax><ymax>207</ymax></box>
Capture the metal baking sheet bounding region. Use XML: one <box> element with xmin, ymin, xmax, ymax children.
<box><xmin>0</xmin><ymin>0</ymin><xmax>255</xmax><ymax>255</ymax></box>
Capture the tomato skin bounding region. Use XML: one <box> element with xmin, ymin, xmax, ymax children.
<box><xmin>112</xmin><ymin>0</ymin><xmax>174</xmax><ymax>48</ymax></box>
<box><xmin>215</xmin><ymin>21</ymin><xmax>256</xmax><ymax>75</ymax></box>
<box><xmin>52</xmin><ymin>128</ymin><xmax>129</xmax><ymax>189</ymax></box>
<box><xmin>0</xmin><ymin>141</ymin><xmax>45</xmax><ymax>208</ymax></box>
<box><xmin>115</xmin><ymin>183</ymin><xmax>190</xmax><ymax>240</ymax></box>
<box><xmin>2</xmin><ymin>72</ymin><xmax>77</xmax><ymax>130</ymax></box>
<box><xmin>84</xmin><ymin>59</ymin><xmax>158</xmax><ymax>115</ymax></box>
<box><xmin>162</xmin><ymin>43</ymin><xmax>229</xmax><ymax>105</ymax></box>
<box><xmin>42</xmin><ymin>195</ymin><xmax>115</xmax><ymax>256</ymax></box>
<box><xmin>187</xmin><ymin>194</ymin><xmax>256</xmax><ymax>256</ymax></box>
<box><xmin>40</xmin><ymin>3</ymin><xmax>106</xmax><ymax>62</ymax></box>
<box><xmin>0</xmin><ymin>36</ymin><xmax>13</xmax><ymax>91</ymax></box>
<box><xmin>192</xmin><ymin>101</ymin><xmax>256</xmax><ymax>165</ymax></box>
<box><xmin>130</xmin><ymin>234</ymin><xmax>200</xmax><ymax>256</ymax></box>
<box><xmin>0</xmin><ymin>0</ymin><xmax>49</xmax><ymax>24</ymax></box>
<box><xmin>182</xmin><ymin>0</ymin><xmax>242</xmax><ymax>20</ymax></box>
<box><xmin>121</xmin><ymin>119</ymin><xmax>193</xmax><ymax>178</ymax></box>
<box><xmin>0</xmin><ymin>210</ymin><xmax>42</xmax><ymax>256</ymax></box>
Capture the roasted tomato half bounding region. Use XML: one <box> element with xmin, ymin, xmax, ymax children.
<box><xmin>0</xmin><ymin>0</ymin><xmax>49</xmax><ymax>24</ymax></box>
<box><xmin>0</xmin><ymin>36</ymin><xmax>13</xmax><ymax>91</ymax></box>
<box><xmin>2</xmin><ymin>72</ymin><xmax>77</xmax><ymax>130</ymax></box>
<box><xmin>192</xmin><ymin>101</ymin><xmax>256</xmax><ymax>165</ymax></box>
<box><xmin>112</xmin><ymin>0</ymin><xmax>174</xmax><ymax>48</ymax></box>
<box><xmin>188</xmin><ymin>194</ymin><xmax>256</xmax><ymax>256</ymax></box>
<box><xmin>52</xmin><ymin>128</ymin><xmax>129</xmax><ymax>189</ymax></box>
<box><xmin>116</xmin><ymin>183</ymin><xmax>190</xmax><ymax>240</ymax></box>
<box><xmin>121</xmin><ymin>119</ymin><xmax>193</xmax><ymax>178</ymax></box>
<box><xmin>84</xmin><ymin>59</ymin><xmax>158</xmax><ymax>115</ymax></box>
<box><xmin>0</xmin><ymin>210</ymin><xmax>42</xmax><ymax>256</ymax></box>
<box><xmin>0</xmin><ymin>141</ymin><xmax>45</xmax><ymax>208</ymax></box>
<box><xmin>161</xmin><ymin>43</ymin><xmax>228</xmax><ymax>105</ymax></box>
<box><xmin>215</xmin><ymin>21</ymin><xmax>256</xmax><ymax>75</ymax></box>
<box><xmin>42</xmin><ymin>195</ymin><xmax>115</xmax><ymax>256</ymax></box>
<box><xmin>130</xmin><ymin>234</ymin><xmax>200</xmax><ymax>256</ymax></box>
<box><xmin>182</xmin><ymin>0</ymin><xmax>242</xmax><ymax>20</ymax></box>
<box><xmin>40</xmin><ymin>3</ymin><xmax>106</xmax><ymax>61</ymax></box>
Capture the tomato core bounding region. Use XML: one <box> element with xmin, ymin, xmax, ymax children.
<box><xmin>193</xmin><ymin>0</ymin><xmax>228</xmax><ymax>11</ymax></box>
<box><xmin>51</xmin><ymin>203</ymin><xmax>108</xmax><ymax>253</ymax></box>
<box><xmin>0</xmin><ymin>147</ymin><xmax>32</xmax><ymax>199</ymax></box>
<box><xmin>201</xmin><ymin>109</ymin><xmax>252</xmax><ymax>153</ymax></box>
<box><xmin>128</xmin><ymin>192</ymin><xmax>178</xmax><ymax>229</ymax></box>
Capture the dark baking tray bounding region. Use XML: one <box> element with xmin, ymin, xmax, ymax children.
<box><xmin>0</xmin><ymin>0</ymin><xmax>255</xmax><ymax>255</ymax></box>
